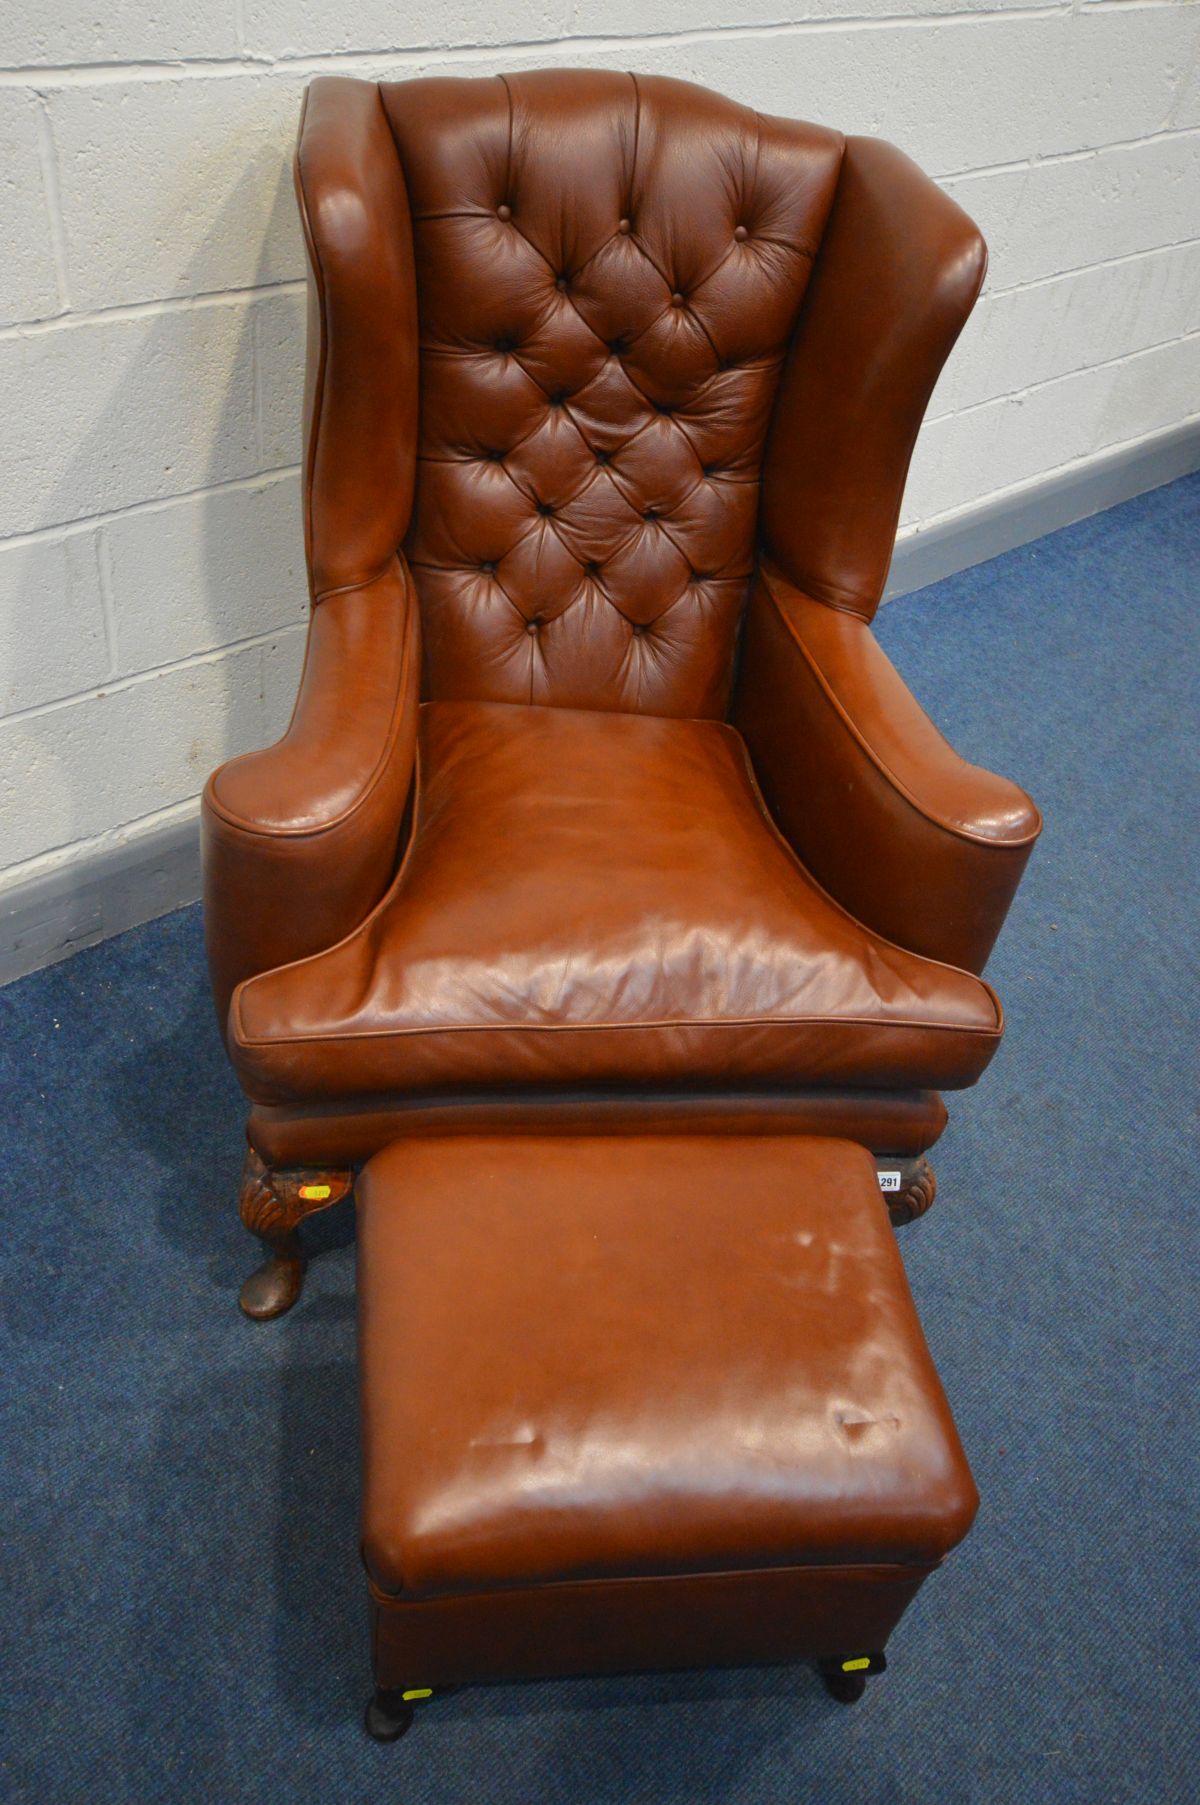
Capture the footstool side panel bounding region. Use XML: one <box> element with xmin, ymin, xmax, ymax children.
<box><xmin>369</xmin><ymin>1560</ymin><xmax>935</xmax><ymax>1690</ymax></box>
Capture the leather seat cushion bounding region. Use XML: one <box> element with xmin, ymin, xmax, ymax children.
<box><xmin>357</xmin><ymin>1134</ymin><xmax>978</xmax><ymax>1597</ymax></box>
<box><xmin>229</xmin><ymin>700</ymin><xmax>1002</xmax><ymax>1106</ymax></box>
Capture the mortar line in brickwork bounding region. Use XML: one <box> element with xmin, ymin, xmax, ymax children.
<box><xmin>0</xmin><ymin>8</ymin><xmax>1099</xmax><ymax>87</ymax></box>
<box><xmin>0</xmin><ymin>619</ymin><xmax>309</xmax><ymax>731</ymax></box>
<box><xmin>942</xmin><ymin>120</ymin><xmax>1200</xmax><ymax>187</ymax></box>
<box><xmin>251</xmin><ymin>307</ymin><xmax>265</xmax><ymax>468</ymax></box>
<box><xmin>0</xmin><ymin>465</ymin><xmax>302</xmax><ymax>553</ymax></box>
<box><xmin>0</xmin><ymin>279</ymin><xmax>306</xmax><ymax>344</ymax></box>
<box><xmin>32</xmin><ymin>96</ymin><xmax>70</xmax><ymax>314</ymax></box>
<box><xmin>982</xmin><ymin>235</ymin><xmax>1200</xmax><ymax>304</ymax></box>
<box><xmin>922</xmin><ymin>325</ymin><xmax>1200</xmax><ymax>430</ymax></box>
<box><xmin>93</xmin><ymin>527</ymin><xmax>120</xmax><ymax>683</ymax></box>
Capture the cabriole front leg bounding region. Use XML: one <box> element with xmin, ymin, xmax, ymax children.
<box><xmin>236</xmin><ymin>1148</ymin><xmax>354</xmax><ymax>1320</ymax></box>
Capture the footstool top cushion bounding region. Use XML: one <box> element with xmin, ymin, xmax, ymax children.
<box><xmin>356</xmin><ymin>1134</ymin><xmax>976</xmax><ymax>1600</ymax></box>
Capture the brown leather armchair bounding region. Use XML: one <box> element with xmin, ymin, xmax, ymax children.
<box><xmin>203</xmin><ymin>70</ymin><xmax>1041</xmax><ymax>1319</ymax></box>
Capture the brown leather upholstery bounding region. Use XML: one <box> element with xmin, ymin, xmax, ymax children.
<box><xmin>735</xmin><ymin>570</ymin><xmax>1042</xmax><ymax>972</ymax></box>
<box><xmin>357</xmin><ymin>1134</ymin><xmax>977</xmax><ymax>1681</ymax></box>
<box><xmin>202</xmin><ymin>565</ymin><xmax>420</xmax><ymax>1017</ymax></box>
<box><xmin>760</xmin><ymin>134</ymin><xmax>989</xmax><ymax>620</ymax></box>
<box><xmin>384</xmin><ymin>70</ymin><xmax>841</xmax><ymax>718</ymax></box>
<box><xmin>370</xmin><ymin>1564</ymin><xmax>930</xmax><ymax>1691</ymax></box>
<box><xmin>230</xmin><ymin>701</ymin><xmax>1001</xmax><ymax>1106</ymax></box>
<box><xmin>246</xmin><ymin>1087</ymin><xmax>948</xmax><ymax>1172</ymax></box>
<box><xmin>202</xmin><ymin>70</ymin><xmax>1041</xmax><ymax>1167</ymax></box>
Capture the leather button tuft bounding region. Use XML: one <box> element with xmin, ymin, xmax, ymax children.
<box><xmin>526</xmin><ymin>617</ymin><xmax>542</xmax><ymax>634</ymax></box>
<box><xmin>670</xmin><ymin>292</ymin><xmax>685</xmax><ymax>307</ymax></box>
<box><xmin>595</xmin><ymin>449</ymin><xmax>611</xmax><ymax>465</ymax></box>
<box><xmin>555</xmin><ymin>275</ymin><xmax>570</xmax><ymax>292</ymax></box>
<box><xmin>480</xmin><ymin>560</ymin><xmax>497</xmax><ymax>573</ymax></box>
<box><xmin>496</xmin><ymin>203</ymin><xmax>512</xmax><ymax>222</ymax></box>
<box><xmin>632</xmin><ymin>622</ymin><xmax>648</xmax><ymax>637</ymax></box>
<box><xmin>584</xmin><ymin>561</ymin><xmax>602</xmax><ymax>576</ymax></box>
<box><xmin>733</xmin><ymin>225</ymin><xmax>748</xmax><ymax>242</ymax></box>
<box><xmin>643</xmin><ymin>507</ymin><xmax>660</xmax><ymax>522</ymax></box>
<box><xmin>617</xmin><ymin>217</ymin><xmax>631</xmax><ymax>234</ymax></box>
<box><xmin>536</xmin><ymin>501</ymin><xmax>555</xmax><ymax>517</ymax></box>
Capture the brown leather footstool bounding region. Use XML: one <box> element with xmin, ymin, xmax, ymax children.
<box><xmin>355</xmin><ymin>1134</ymin><xmax>978</xmax><ymax>1741</ymax></box>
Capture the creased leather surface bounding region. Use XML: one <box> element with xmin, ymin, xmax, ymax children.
<box><xmin>381</xmin><ymin>69</ymin><xmax>843</xmax><ymax>716</ymax></box>
<box><xmin>230</xmin><ymin>701</ymin><xmax>1001</xmax><ymax>1104</ymax></box>
<box><xmin>357</xmin><ymin>1135</ymin><xmax>978</xmax><ymax>1597</ymax></box>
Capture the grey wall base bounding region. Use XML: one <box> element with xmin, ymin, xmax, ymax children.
<box><xmin>1</xmin><ymin>818</ymin><xmax>202</xmax><ymax>987</ymax></box>
<box><xmin>2</xmin><ymin>420</ymin><xmax>1198</xmax><ymax>988</ymax></box>
<box><xmin>885</xmin><ymin>418</ymin><xmax>1200</xmax><ymax>599</ymax></box>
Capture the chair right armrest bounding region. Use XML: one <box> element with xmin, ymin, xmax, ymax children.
<box><xmin>734</xmin><ymin>569</ymin><xmax>1041</xmax><ymax>975</ymax></box>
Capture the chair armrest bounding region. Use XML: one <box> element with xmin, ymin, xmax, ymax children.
<box><xmin>202</xmin><ymin>559</ymin><xmax>420</xmax><ymax>1030</ymax></box>
<box><xmin>733</xmin><ymin>570</ymin><xmax>1041</xmax><ymax>974</ymax></box>
<box><xmin>761</xmin><ymin>134</ymin><xmax>986</xmax><ymax>620</ymax></box>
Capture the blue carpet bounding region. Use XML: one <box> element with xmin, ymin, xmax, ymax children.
<box><xmin>3</xmin><ymin>474</ymin><xmax>1197</xmax><ymax>1803</ymax></box>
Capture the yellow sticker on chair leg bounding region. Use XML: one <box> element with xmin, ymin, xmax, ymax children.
<box><xmin>298</xmin><ymin>1184</ymin><xmax>332</xmax><ymax>1201</ymax></box>
<box><xmin>841</xmin><ymin>1658</ymin><xmax>871</xmax><ymax>1672</ymax></box>
<box><xmin>401</xmin><ymin>1688</ymin><xmax>433</xmax><ymax>1701</ymax></box>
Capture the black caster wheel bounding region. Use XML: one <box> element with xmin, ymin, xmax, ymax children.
<box><xmin>364</xmin><ymin>1691</ymin><xmax>415</xmax><ymax>1742</ymax></box>
<box><xmin>818</xmin><ymin>1651</ymin><xmax>885</xmax><ymax>1705</ymax></box>
<box><xmin>822</xmin><ymin>1670</ymin><xmax>867</xmax><ymax>1705</ymax></box>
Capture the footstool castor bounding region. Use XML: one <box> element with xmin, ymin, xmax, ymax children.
<box><xmin>355</xmin><ymin>1134</ymin><xmax>978</xmax><ymax>1741</ymax></box>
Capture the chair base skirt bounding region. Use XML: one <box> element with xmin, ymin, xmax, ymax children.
<box><xmin>246</xmin><ymin>1085</ymin><xmax>948</xmax><ymax>1170</ymax></box>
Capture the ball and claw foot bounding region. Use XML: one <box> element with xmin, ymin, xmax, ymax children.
<box><xmin>364</xmin><ymin>1689</ymin><xmax>416</xmax><ymax>1743</ymax></box>
<box><xmin>236</xmin><ymin>1148</ymin><xmax>353</xmax><ymax>1321</ymax></box>
<box><xmin>239</xmin><ymin>1250</ymin><xmax>306</xmax><ymax>1321</ymax></box>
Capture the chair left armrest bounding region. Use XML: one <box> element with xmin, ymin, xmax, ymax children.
<box><xmin>734</xmin><ymin>569</ymin><xmax>1041</xmax><ymax>974</ymax></box>
<box><xmin>202</xmin><ymin>560</ymin><xmax>420</xmax><ymax>1034</ymax></box>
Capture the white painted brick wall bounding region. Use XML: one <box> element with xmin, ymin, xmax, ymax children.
<box><xmin>1</xmin><ymin>1</ymin><xmax>1198</xmax><ymax>897</ymax></box>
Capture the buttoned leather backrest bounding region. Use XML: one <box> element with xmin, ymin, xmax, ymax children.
<box><xmin>380</xmin><ymin>70</ymin><xmax>843</xmax><ymax>718</ymax></box>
